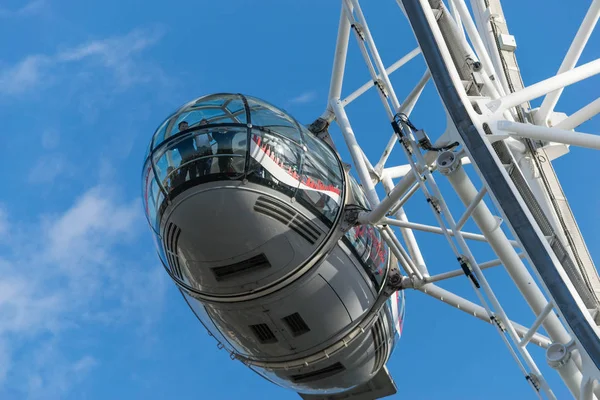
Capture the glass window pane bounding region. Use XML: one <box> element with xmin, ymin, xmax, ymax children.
<box><xmin>142</xmin><ymin>163</ymin><xmax>157</xmax><ymax>230</ymax></box>
<box><xmin>151</xmin><ymin>94</ymin><xmax>247</xmax><ymax>151</ymax></box>
<box><xmin>151</xmin><ymin>126</ymin><xmax>248</xmax><ymax>197</ymax></box>
<box><xmin>343</xmin><ymin>224</ymin><xmax>388</xmax><ymax>290</ymax></box>
<box><xmin>294</xmin><ymin>134</ymin><xmax>343</xmax><ymax>226</ymax></box>
<box><xmin>246</xmin><ymin>97</ymin><xmax>302</xmax><ymax>143</ymax></box>
<box><xmin>247</xmin><ymin>129</ymin><xmax>303</xmax><ymax>198</ymax></box>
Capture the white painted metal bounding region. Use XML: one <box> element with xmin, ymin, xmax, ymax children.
<box><xmin>496</xmin><ymin>120</ymin><xmax>600</xmax><ymax>151</ymax></box>
<box><xmin>486</xmin><ymin>59</ymin><xmax>600</xmax><ymax>114</ymax></box>
<box><xmin>342</xmin><ymin>47</ymin><xmax>421</xmax><ymax>106</ymax></box>
<box><xmin>555</xmin><ymin>98</ymin><xmax>600</xmax><ymax>130</ymax></box>
<box><xmin>313</xmin><ymin>0</ymin><xmax>600</xmax><ymax>397</ymax></box>
<box><xmin>535</xmin><ymin>0</ymin><xmax>600</xmax><ymax>126</ymax></box>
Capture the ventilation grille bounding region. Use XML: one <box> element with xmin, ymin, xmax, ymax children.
<box><xmin>371</xmin><ymin>317</ymin><xmax>387</xmax><ymax>373</ymax></box>
<box><xmin>212</xmin><ymin>253</ymin><xmax>270</xmax><ymax>281</ymax></box>
<box><xmin>164</xmin><ymin>222</ymin><xmax>183</xmax><ymax>280</ymax></box>
<box><xmin>250</xmin><ymin>323</ymin><xmax>278</xmax><ymax>344</ymax></box>
<box><xmin>282</xmin><ymin>313</ymin><xmax>310</xmax><ymax>337</ymax></box>
<box><xmin>290</xmin><ymin>362</ymin><xmax>346</xmax><ymax>383</ymax></box>
<box><xmin>254</xmin><ymin>196</ymin><xmax>321</xmax><ymax>245</ymax></box>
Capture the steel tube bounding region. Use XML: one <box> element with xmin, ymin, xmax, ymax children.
<box><xmin>555</xmin><ymin>97</ymin><xmax>600</xmax><ymax>131</ymax></box>
<box><xmin>497</xmin><ymin>120</ymin><xmax>600</xmax><ymax>151</ymax></box>
<box><xmin>419</xmin><ymin>283</ymin><xmax>551</xmax><ymax>348</ymax></box>
<box><xmin>536</xmin><ymin>0</ymin><xmax>600</xmax><ymax>125</ymax></box>
<box><xmin>487</xmin><ymin>59</ymin><xmax>600</xmax><ymax>114</ymax></box>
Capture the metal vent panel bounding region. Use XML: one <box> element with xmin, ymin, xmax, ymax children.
<box><xmin>254</xmin><ymin>196</ymin><xmax>322</xmax><ymax>245</ymax></box>
<box><xmin>250</xmin><ymin>323</ymin><xmax>277</xmax><ymax>344</ymax></box>
<box><xmin>282</xmin><ymin>312</ymin><xmax>310</xmax><ymax>337</ymax></box>
<box><xmin>211</xmin><ymin>253</ymin><xmax>271</xmax><ymax>281</ymax></box>
<box><xmin>164</xmin><ymin>222</ymin><xmax>183</xmax><ymax>280</ymax></box>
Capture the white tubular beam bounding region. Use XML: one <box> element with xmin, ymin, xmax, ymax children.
<box><xmin>442</xmin><ymin>159</ymin><xmax>573</xmax><ymax>343</ymax></box>
<box><xmin>349</xmin><ymin>0</ymin><xmax>402</xmax><ymax>110</ymax></box>
<box><xmin>519</xmin><ymin>302</ymin><xmax>555</xmax><ymax>347</ymax></box>
<box><xmin>555</xmin><ymin>97</ymin><xmax>600</xmax><ymax>131</ymax></box>
<box><xmin>469</xmin><ymin>0</ymin><xmax>510</xmax><ymax>94</ymax></box>
<box><xmin>375</xmin><ymin>71</ymin><xmax>431</xmax><ymax>172</ymax></box>
<box><xmin>452</xmin><ymin>0</ymin><xmax>503</xmax><ymax>98</ymax></box>
<box><xmin>448</xmin><ymin>0</ymin><xmax>465</xmax><ymax>41</ymax></box>
<box><xmin>383</xmin><ymin>164</ymin><xmax>413</xmax><ymax>179</ymax></box>
<box><xmin>382</xmin><ymin>216</ymin><xmax>520</xmax><ymax>247</ymax></box>
<box><xmin>328</xmin><ymin>4</ymin><xmax>352</xmax><ymax>104</ymax></box>
<box><xmin>342</xmin><ymin>47</ymin><xmax>421</xmax><ymax>106</ymax></box>
<box><xmin>382</xmin><ymin>174</ymin><xmax>428</xmax><ymax>277</ymax></box>
<box><xmin>382</xmin><ymin>225</ymin><xmax>421</xmax><ymax>279</ymax></box>
<box><xmin>419</xmin><ymin>283</ymin><xmax>552</xmax><ymax>348</ymax></box>
<box><xmin>441</xmin><ymin>158</ymin><xmax>588</xmax><ymax>396</ymax></box>
<box><xmin>487</xmin><ymin>58</ymin><xmax>600</xmax><ymax>113</ymax></box>
<box><xmin>497</xmin><ymin>120</ymin><xmax>600</xmax><ymax>151</ymax></box>
<box><xmin>425</xmin><ymin>255</ymin><xmax>510</xmax><ymax>283</ymax></box>
<box><xmin>361</xmin><ymin>170</ymin><xmax>416</xmax><ymax>224</ymax></box>
<box><xmin>331</xmin><ymin>99</ymin><xmax>380</xmax><ymax>207</ymax></box>
<box><xmin>536</xmin><ymin>0</ymin><xmax>600</xmax><ymax>125</ymax></box>
<box><xmin>387</xmin><ymin>182</ymin><xmax>419</xmax><ymax>217</ymax></box>
<box><xmin>380</xmin><ymin>228</ymin><xmax>423</xmax><ymax>280</ymax></box>
<box><xmin>455</xmin><ymin>186</ymin><xmax>487</xmax><ymax>231</ymax></box>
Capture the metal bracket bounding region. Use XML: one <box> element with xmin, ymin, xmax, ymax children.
<box><xmin>340</xmin><ymin>206</ymin><xmax>362</xmax><ymax>232</ymax></box>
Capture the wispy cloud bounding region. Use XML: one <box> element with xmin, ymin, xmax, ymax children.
<box><xmin>287</xmin><ymin>90</ymin><xmax>317</xmax><ymax>105</ymax></box>
<box><xmin>0</xmin><ymin>0</ymin><xmax>47</xmax><ymax>18</ymax></box>
<box><xmin>0</xmin><ymin>27</ymin><xmax>165</xmax><ymax>96</ymax></box>
<box><xmin>27</xmin><ymin>153</ymin><xmax>70</xmax><ymax>184</ymax></box>
<box><xmin>0</xmin><ymin>183</ymin><xmax>167</xmax><ymax>397</ymax></box>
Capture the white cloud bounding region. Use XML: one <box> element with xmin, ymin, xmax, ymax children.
<box><xmin>288</xmin><ymin>90</ymin><xmax>317</xmax><ymax>105</ymax></box>
<box><xmin>0</xmin><ymin>55</ymin><xmax>50</xmax><ymax>95</ymax></box>
<box><xmin>27</xmin><ymin>153</ymin><xmax>69</xmax><ymax>184</ymax></box>
<box><xmin>0</xmin><ymin>27</ymin><xmax>164</xmax><ymax>96</ymax></box>
<box><xmin>0</xmin><ymin>0</ymin><xmax>47</xmax><ymax>17</ymax></box>
<box><xmin>0</xmin><ymin>183</ymin><xmax>167</xmax><ymax>397</ymax></box>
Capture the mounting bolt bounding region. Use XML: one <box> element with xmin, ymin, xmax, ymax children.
<box><xmin>546</xmin><ymin>342</ymin><xmax>571</xmax><ymax>369</ymax></box>
<box><xmin>436</xmin><ymin>151</ymin><xmax>460</xmax><ymax>175</ymax></box>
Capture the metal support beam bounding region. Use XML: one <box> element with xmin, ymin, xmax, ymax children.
<box><xmin>419</xmin><ymin>283</ymin><xmax>551</xmax><ymax>348</ymax></box>
<box><xmin>536</xmin><ymin>0</ymin><xmax>600</xmax><ymax>125</ymax></box>
<box><xmin>486</xmin><ymin>58</ymin><xmax>600</xmax><ymax>114</ymax></box>
<box><xmin>497</xmin><ymin>120</ymin><xmax>600</xmax><ymax>151</ymax></box>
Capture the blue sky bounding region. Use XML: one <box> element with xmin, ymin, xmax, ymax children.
<box><xmin>0</xmin><ymin>0</ymin><xmax>598</xmax><ymax>399</ymax></box>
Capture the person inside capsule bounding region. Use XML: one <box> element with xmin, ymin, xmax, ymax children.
<box><xmin>194</xmin><ymin>119</ymin><xmax>213</xmax><ymax>176</ymax></box>
<box><xmin>172</xmin><ymin>120</ymin><xmax>197</xmax><ymax>186</ymax></box>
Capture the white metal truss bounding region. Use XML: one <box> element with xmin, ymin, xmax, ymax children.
<box><xmin>315</xmin><ymin>0</ymin><xmax>600</xmax><ymax>398</ymax></box>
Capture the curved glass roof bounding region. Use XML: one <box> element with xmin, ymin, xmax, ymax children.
<box><xmin>142</xmin><ymin>93</ymin><xmax>346</xmax><ymax>235</ymax></box>
<box><xmin>147</xmin><ymin>93</ymin><xmax>312</xmax><ymax>153</ymax></box>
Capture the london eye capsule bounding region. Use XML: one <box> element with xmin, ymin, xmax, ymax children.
<box><xmin>142</xmin><ymin>93</ymin><xmax>405</xmax><ymax>399</ymax></box>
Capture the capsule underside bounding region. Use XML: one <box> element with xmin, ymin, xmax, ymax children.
<box><xmin>142</xmin><ymin>93</ymin><xmax>405</xmax><ymax>396</ymax></box>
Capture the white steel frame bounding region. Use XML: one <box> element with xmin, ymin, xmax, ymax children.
<box><xmin>317</xmin><ymin>0</ymin><xmax>600</xmax><ymax>398</ymax></box>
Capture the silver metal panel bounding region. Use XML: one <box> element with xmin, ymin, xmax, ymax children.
<box><xmin>319</xmin><ymin>245</ymin><xmax>377</xmax><ymax>321</ymax></box>
<box><xmin>202</xmin><ymin>272</ymin><xmax>353</xmax><ymax>360</ymax></box>
<box><xmin>164</xmin><ymin>184</ymin><xmax>325</xmax><ymax>296</ymax></box>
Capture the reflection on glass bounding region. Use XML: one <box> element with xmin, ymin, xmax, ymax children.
<box><xmin>247</xmin><ymin>130</ymin><xmax>303</xmax><ymax>198</ymax></box>
<box><xmin>143</xmin><ymin>93</ymin><xmax>346</xmax><ymax>239</ymax></box>
<box><xmin>150</xmin><ymin>94</ymin><xmax>248</xmax><ymax>151</ymax></box>
<box><xmin>246</xmin><ymin>127</ymin><xmax>344</xmax><ymax>226</ymax></box>
<box><xmin>343</xmin><ymin>176</ymin><xmax>388</xmax><ymax>290</ymax></box>
<box><xmin>246</xmin><ymin>97</ymin><xmax>302</xmax><ymax>143</ymax></box>
<box><xmin>296</xmin><ymin>133</ymin><xmax>343</xmax><ymax>226</ymax></box>
<box><xmin>181</xmin><ymin>290</ymin><xmax>239</xmax><ymax>354</ymax></box>
<box><xmin>152</xmin><ymin>127</ymin><xmax>247</xmax><ymax>192</ymax></box>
